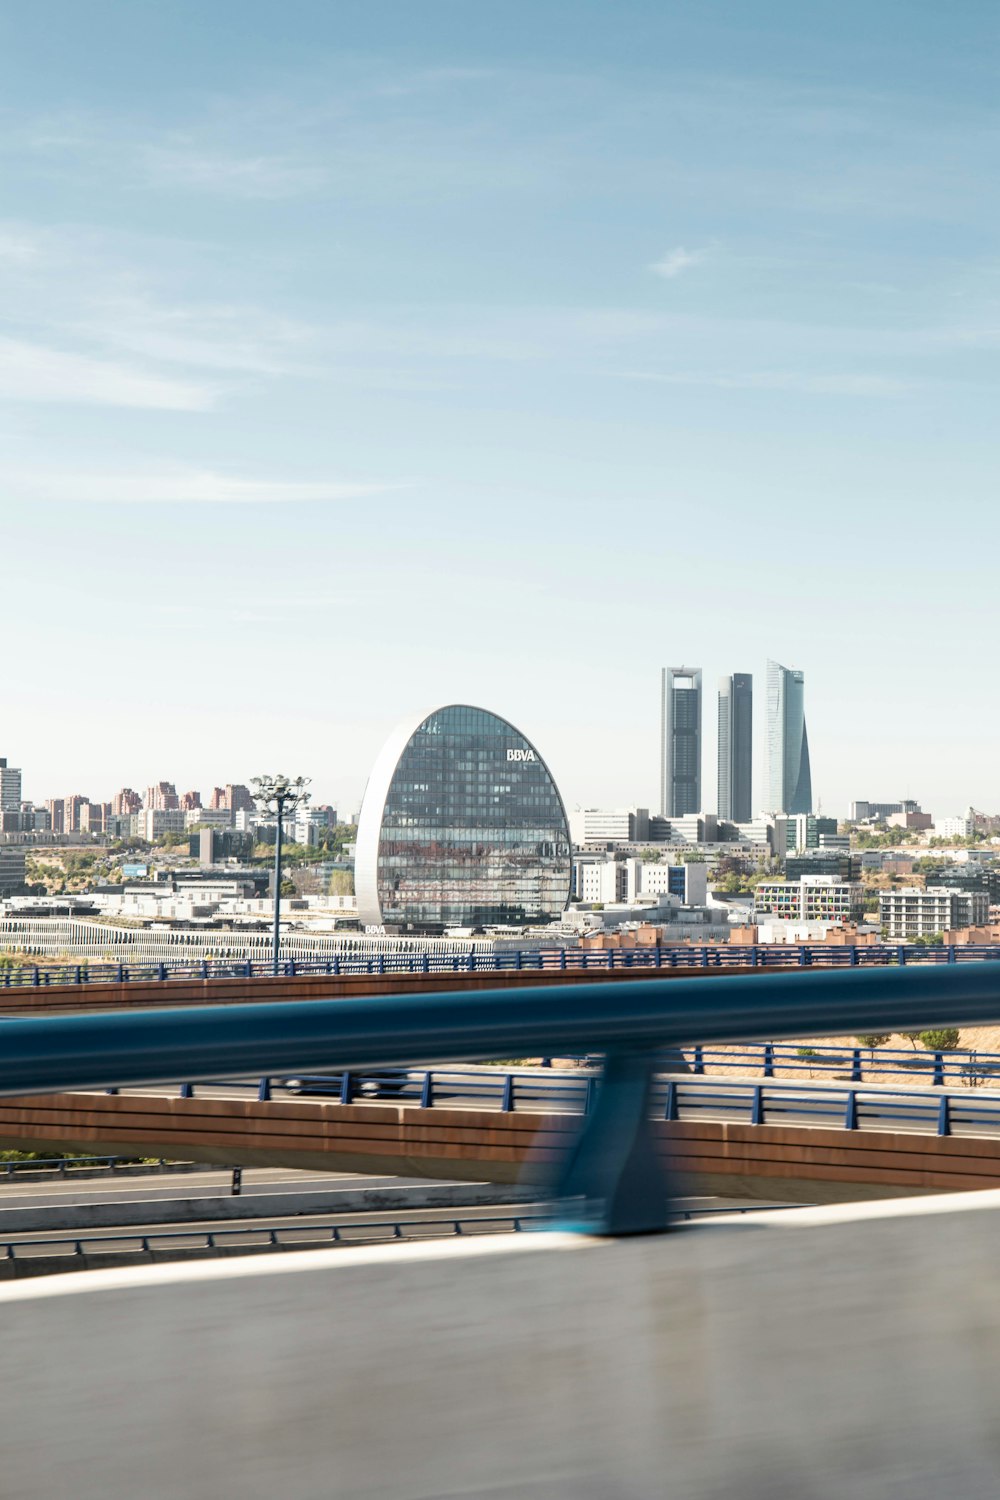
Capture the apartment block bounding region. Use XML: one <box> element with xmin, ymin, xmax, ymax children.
<box><xmin>880</xmin><ymin>887</ymin><xmax>989</xmax><ymax>939</ymax></box>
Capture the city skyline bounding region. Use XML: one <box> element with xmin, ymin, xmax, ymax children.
<box><xmin>1</xmin><ymin>3</ymin><xmax>998</xmax><ymax>817</ymax></box>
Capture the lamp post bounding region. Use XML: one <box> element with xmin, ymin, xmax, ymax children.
<box><xmin>250</xmin><ymin>774</ymin><xmax>311</xmax><ymax>974</ymax></box>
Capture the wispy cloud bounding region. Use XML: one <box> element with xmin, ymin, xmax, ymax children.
<box><xmin>618</xmin><ymin>368</ymin><xmax>914</xmax><ymax>397</ymax></box>
<box><xmin>4</xmin><ymin>467</ymin><xmax>403</xmax><ymax>503</ymax></box>
<box><xmin>139</xmin><ymin>144</ymin><xmax>329</xmax><ymax>199</ymax></box>
<box><xmin>0</xmin><ymin>338</ymin><xmax>215</xmax><ymax>409</ymax></box>
<box><xmin>649</xmin><ymin>246</ymin><xmax>709</xmax><ymax>280</ymax></box>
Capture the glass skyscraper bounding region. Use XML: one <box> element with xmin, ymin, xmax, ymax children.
<box><xmin>660</xmin><ymin>667</ymin><xmax>702</xmax><ymax>817</ymax></box>
<box><xmin>718</xmin><ymin>673</ymin><xmax>753</xmax><ymax>823</ymax></box>
<box><xmin>355</xmin><ymin>704</ymin><xmax>571</xmax><ymax>932</ymax></box>
<box><xmin>766</xmin><ymin>660</ymin><xmax>812</xmax><ymax>814</ymax></box>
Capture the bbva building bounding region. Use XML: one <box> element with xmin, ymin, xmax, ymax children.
<box><xmin>355</xmin><ymin>704</ymin><xmax>571</xmax><ymax>933</ymax></box>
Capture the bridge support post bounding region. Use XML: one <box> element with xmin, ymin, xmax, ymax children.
<box><xmin>554</xmin><ymin>1047</ymin><xmax>672</xmax><ymax>1236</ymax></box>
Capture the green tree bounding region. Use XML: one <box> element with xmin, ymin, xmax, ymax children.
<box><xmin>857</xmin><ymin>1033</ymin><xmax>891</xmax><ymax>1052</ymax></box>
<box><xmin>920</xmin><ymin>1028</ymin><xmax>960</xmax><ymax>1052</ymax></box>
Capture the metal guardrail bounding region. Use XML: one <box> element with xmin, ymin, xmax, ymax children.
<box><xmin>3</xmin><ymin>963</ymin><xmax>1000</xmax><ymax>1233</ymax></box>
<box><xmin>0</xmin><ymin>1202</ymin><xmax>790</xmax><ymax>1267</ymax></box>
<box><xmin>3</xmin><ymin>943</ymin><xmax>1000</xmax><ymax>990</ymax></box>
<box><xmin>248</xmin><ymin>1068</ymin><xmax>1000</xmax><ymax>1138</ymax></box>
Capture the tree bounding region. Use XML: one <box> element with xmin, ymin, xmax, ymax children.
<box><xmin>920</xmin><ymin>1028</ymin><xmax>960</xmax><ymax>1052</ymax></box>
<box><xmin>857</xmin><ymin>1033</ymin><xmax>891</xmax><ymax>1053</ymax></box>
<box><xmin>902</xmin><ymin>1031</ymin><xmax>923</xmax><ymax>1049</ymax></box>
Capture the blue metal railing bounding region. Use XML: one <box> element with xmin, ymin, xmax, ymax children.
<box><xmin>245</xmin><ymin>1068</ymin><xmax>1000</xmax><ymax>1137</ymax></box>
<box><xmin>3</xmin><ymin>942</ymin><xmax>1000</xmax><ymax>991</ymax></box>
<box><xmin>3</xmin><ymin>962</ymin><xmax>1000</xmax><ymax>1233</ymax></box>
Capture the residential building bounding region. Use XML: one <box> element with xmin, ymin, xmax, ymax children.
<box><xmin>573</xmin><ymin>856</ymin><xmax>708</xmax><ymax>908</ymax></box>
<box><xmin>112</xmin><ymin>789</ymin><xmax>142</xmax><ymax>818</ymax></box>
<box><xmin>179</xmin><ymin>790</ymin><xmax>203</xmax><ymax>812</ymax></box>
<box><xmin>660</xmin><ymin>667</ymin><xmax>702</xmax><ymax>818</ymax></box>
<box><xmin>208</xmin><ymin>787</ymin><xmax>227</xmax><ymax>810</ymax></box>
<box><xmin>880</xmin><ymin>887</ymin><xmax>989</xmax><ymax>940</ymax></box>
<box><xmin>766</xmin><ymin>660</ymin><xmax>811</xmax><ymax>814</ymax></box>
<box><xmin>754</xmin><ymin>876</ymin><xmax>863</xmax><ymax>923</ymax></box>
<box><xmin>938</xmin><ymin>813</ymin><xmax>975</xmax><ymax>840</ymax></box>
<box><xmin>227</xmin><ymin>784</ymin><xmax>255</xmax><ymax>815</ymax></box>
<box><xmin>133</xmin><ymin>809</ymin><xmax>187</xmax><ymax>841</ymax></box>
<box><xmin>64</xmin><ymin>795</ymin><xmax>89</xmax><ymax>833</ymax></box>
<box><xmin>581</xmin><ymin>808</ymin><xmax>650</xmax><ymax>846</ymax></box>
<box><xmin>717</xmin><ymin>673</ymin><xmax>752</xmax><ymax>823</ymax></box>
<box><xmin>184</xmin><ymin>808</ymin><xmax>233</xmax><ymax>831</ymax></box>
<box><xmin>46</xmin><ymin>799</ymin><xmax>65</xmax><ymax>834</ymax></box>
<box><xmin>145</xmin><ymin>782</ymin><xmax>179</xmax><ymax>811</ymax></box>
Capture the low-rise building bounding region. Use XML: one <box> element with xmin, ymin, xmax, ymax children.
<box><xmin>754</xmin><ymin>876</ymin><xmax>863</xmax><ymax>923</ymax></box>
<box><xmin>879</xmin><ymin>886</ymin><xmax>990</xmax><ymax>940</ymax></box>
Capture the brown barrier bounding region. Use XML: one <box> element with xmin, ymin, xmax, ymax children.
<box><xmin>0</xmin><ymin>962</ymin><xmax>793</xmax><ymax>1017</ymax></box>
<box><xmin>0</xmin><ymin>1090</ymin><xmax>998</xmax><ymax>1200</ymax></box>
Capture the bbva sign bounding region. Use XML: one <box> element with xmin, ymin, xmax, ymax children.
<box><xmin>506</xmin><ymin>748</ymin><xmax>537</xmax><ymax>762</ymax></box>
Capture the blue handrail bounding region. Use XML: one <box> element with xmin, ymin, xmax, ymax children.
<box><xmin>3</xmin><ymin>962</ymin><xmax>1000</xmax><ymax>1234</ymax></box>
<box><xmin>4</xmin><ymin>942</ymin><xmax>1000</xmax><ymax>991</ymax></box>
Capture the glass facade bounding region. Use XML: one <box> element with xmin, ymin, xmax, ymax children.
<box><xmin>766</xmin><ymin>660</ymin><xmax>812</xmax><ymax>815</ymax></box>
<box><xmin>356</xmin><ymin>705</ymin><xmax>571</xmax><ymax>932</ymax></box>
<box><xmin>660</xmin><ymin>667</ymin><xmax>702</xmax><ymax>817</ymax></box>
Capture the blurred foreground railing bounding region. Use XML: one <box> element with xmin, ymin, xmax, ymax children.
<box><xmin>3</xmin><ymin>962</ymin><xmax>1000</xmax><ymax>1232</ymax></box>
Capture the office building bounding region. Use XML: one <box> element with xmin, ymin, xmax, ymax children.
<box><xmin>880</xmin><ymin>887</ymin><xmax>989</xmax><ymax>940</ymax></box>
<box><xmin>717</xmin><ymin>674</ymin><xmax>752</xmax><ymax>823</ymax></box>
<box><xmin>355</xmin><ymin>703</ymin><xmax>571</xmax><ymax>932</ymax></box>
<box><xmin>766</xmin><ymin>660</ymin><xmax>812</xmax><ymax>814</ymax></box>
<box><xmin>0</xmin><ymin>759</ymin><xmax>22</xmax><ymax>820</ymax></box>
<box><xmin>581</xmin><ymin>808</ymin><xmax>650</xmax><ymax>846</ymax></box>
<box><xmin>0</xmin><ymin>846</ymin><xmax>26</xmax><ymax>899</ymax></box>
<box><xmin>785</xmin><ymin>851</ymin><xmax>860</xmax><ymax>881</ymax></box>
<box><xmin>754</xmin><ymin>876</ymin><xmax>862</xmax><ymax>923</ymax></box>
<box><xmin>660</xmin><ymin>667</ymin><xmax>702</xmax><ymax>818</ymax></box>
<box><xmin>849</xmin><ymin>798</ymin><xmax>922</xmax><ymax>823</ymax></box>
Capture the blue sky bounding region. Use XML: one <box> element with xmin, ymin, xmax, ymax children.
<box><xmin>0</xmin><ymin>1</ymin><xmax>997</xmax><ymax>819</ymax></box>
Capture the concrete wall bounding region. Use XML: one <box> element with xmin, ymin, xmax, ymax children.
<box><xmin>4</xmin><ymin>1192</ymin><xmax>1000</xmax><ymax>1498</ymax></box>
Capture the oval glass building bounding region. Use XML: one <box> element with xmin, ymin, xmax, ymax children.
<box><xmin>355</xmin><ymin>704</ymin><xmax>571</xmax><ymax>933</ymax></box>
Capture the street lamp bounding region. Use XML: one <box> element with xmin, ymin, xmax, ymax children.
<box><xmin>250</xmin><ymin>774</ymin><xmax>311</xmax><ymax>974</ymax></box>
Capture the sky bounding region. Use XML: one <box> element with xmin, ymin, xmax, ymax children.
<box><xmin>0</xmin><ymin>0</ymin><xmax>997</xmax><ymax>821</ymax></box>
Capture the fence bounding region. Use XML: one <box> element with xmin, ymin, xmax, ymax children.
<box><xmin>3</xmin><ymin>942</ymin><xmax>1000</xmax><ymax>990</ymax></box>
<box><xmin>4</xmin><ymin>961</ymin><xmax>1000</xmax><ymax>1232</ymax></box>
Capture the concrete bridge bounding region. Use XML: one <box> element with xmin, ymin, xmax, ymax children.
<box><xmin>3</xmin><ymin>1083</ymin><xmax>999</xmax><ymax>1200</ymax></box>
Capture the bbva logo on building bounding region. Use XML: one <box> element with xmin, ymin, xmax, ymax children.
<box><xmin>506</xmin><ymin>747</ymin><xmax>537</xmax><ymax>762</ymax></box>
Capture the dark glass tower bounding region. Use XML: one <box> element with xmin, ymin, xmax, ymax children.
<box><xmin>660</xmin><ymin>667</ymin><xmax>702</xmax><ymax>817</ymax></box>
<box><xmin>718</xmin><ymin>673</ymin><xmax>753</xmax><ymax>823</ymax></box>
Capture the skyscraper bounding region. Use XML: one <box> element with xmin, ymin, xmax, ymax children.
<box><xmin>766</xmin><ymin>659</ymin><xmax>812</xmax><ymax>814</ymax></box>
<box><xmin>660</xmin><ymin>667</ymin><xmax>702</xmax><ymax>817</ymax></box>
<box><xmin>718</xmin><ymin>673</ymin><xmax>753</xmax><ymax>823</ymax></box>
